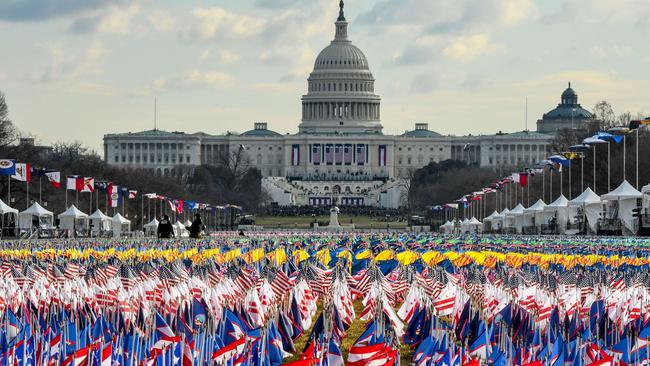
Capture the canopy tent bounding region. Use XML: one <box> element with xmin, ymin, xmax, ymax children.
<box><xmin>505</xmin><ymin>204</ymin><xmax>525</xmax><ymax>233</ymax></box>
<box><xmin>601</xmin><ymin>180</ymin><xmax>643</xmax><ymax>233</ymax></box>
<box><xmin>482</xmin><ymin>211</ymin><xmax>499</xmax><ymax>232</ymax></box>
<box><xmin>174</xmin><ymin>221</ymin><xmax>189</xmax><ymax>238</ymax></box>
<box><xmin>543</xmin><ymin>195</ymin><xmax>570</xmax><ymax>234</ymax></box>
<box><xmin>490</xmin><ymin>208</ymin><xmax>509</xmax><ymax>232</ymax></box>
<box><xmin>58</xmin><ymin>205</ymin><xmax>89</xmax><ymax>232</ymax></box>
<box><xmin>112</xmin><ymin>213</ymin><xmax>131</xmax><ymax>237</ymax></box>
<box><xmin>19</xmin><ymin>203</ymin><xmax>54</xmax><ymax>230</ymax></box>
<box><xmin>644</xmin><ymin>184</ymin><xmax>650</xmax><ymax>210</ymax></box>
<box><xmin>459</xmin><ymin>218</ymin><xmax>470</xmax><ymax>233</ymax></box>
<box><xmin>569</xmin><ymin>188</ymin><xmax>601</xmax><ymax>233</ymax></box>
<box><xmin>89</xmin><ymin>210</ymin><xmax>112</xmax><ymax>234</ymax></box>
<box><xmin>0</xmin><ymin>199</ymin><xmax>19</xmax><ymax>235</ymax></box>
<box><xmin>144</xmin><ymin>218</ymin><xmax>159</xmax><ymax>236</ymax></box>
<box><xmin>523</xmin><ymin>199</ymin><xmax>547</xmax><ymax>230</ymax></box>
<box><xmin>467</xmin><ymin>217</ymin><xmax>483</xmax><ymax>233</ymax></box>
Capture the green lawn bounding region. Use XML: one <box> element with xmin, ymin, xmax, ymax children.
<box><xmin>255</xmin><ymin>215</ymin><xmax>407</xmax><ymax>229</ymax></box>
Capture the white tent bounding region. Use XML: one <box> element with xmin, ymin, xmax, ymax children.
<box><xmin>439</xmin><ymin>220</ymin><xmax>452</xmax><ymax>234</ymax></box>
<box><xmin>483</xmin><ymin>211</ymin><xmax>499</xmax><ymax>232</ymax></box>
<box><xmin>505</xmin><ymin>204</ymin><xmax>525</xmax><ymax>233</ymax></box>
<box><xmin>58</xmin><ymin>205</ymin><xmax>89</xmax><ymax>232</ymax></box>
<box><xmin>460</xmin><ymin>218</ymin><xmax>470</xmax><ymax>233</ymax></box>
<box><xmin>112</xmin><ymin>213</ymin><xmax>131</xmax><ymax>237</ymax></box>
<box><xmin>144</xmin><ymin>218</ymin><xmax>159</xmax><ymax>236</ymax></box>
<box><xmin>491</xmin><ymin>208</ymin><xmax>509</xmax><ymax>232</ymax></box>
<box><xmin>467</xmin><ymin>217</ymin><xmax>483</xmax><ymax>233</ymax></box>
<box><xmin>0</xmin><ymin>199</ymin><xmax>19</xmax><ymax>235</ymax></box>
<box><xmin>89</xmin><ymin>210</ymin><xmax>112</xmax><ymax>234</ymax></box>
<box><xmin>19</xmin><ymin>202</ymin><xmax>54</xmax><ymax>230</ymax></box>
<box><xmin>174</xmin><ymin>221</ymin><xmax>189</xmax><ymax>237</ymax></box>
<box><xmin>523</xmin><ymin>199</ymin><xmax>547</xmax><ymax>230</ymax></box>
<box><xmin>601</xmin><ymin>180</ymin><xmax>643</xmax><ymax>233</ymax></box>
<box><xmin>569</xmin><ymin>188</ymin><xmax>601</xmax><ymax>233</ymax></box>
<box><xmin>543</xmin><ymin>195</ymin><xmax>570</xmax><ymax>234</ymax></box>
<box><xmin>643</xmin><ymin>184</ymin><xmax>650</xmax><ymax>210</ymax></box>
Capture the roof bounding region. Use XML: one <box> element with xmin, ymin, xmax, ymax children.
<box><xmin>240</xmin><ymin>128</ymin><xmax>281</xmax><ymax>137</ymax></box>
<box><xmin>89</xmin><ymin>210</ymin><xmax>111</xmax><ymax>220</ymax></box>
<box><xmin>543</xmin><ymin>105</ymin><xmax>593</xmax><ymax>120</ymax></box>
<box><xmin>0</xmin><ymin>199</ymin><xmax>18</xmax><ymax>215</ymax></box>
<box><xmin>112</xmin><ymin>213</ymin><xmax>131</xmax><ymax>224</ymax></box>
<box><xmin>545</xmin><ymin>194</ymin><xmax>569</xmax><ymax>209</ymax></box>
<box><xmin>20</xmin><ymin>202</ymin><xmax>53</xmax><ymax>217</ymax></box>
<box><xmin>524</xmin><ymin>199</ymin><xmax>547</xmax><ymax>213</ymax></box>
<box><xmin>569</xmin><ymin>188</ymin><xmax>600</xmax><ymax>206</ymax></box>
<box><xmin>501</xmin><ymin>130</ymin><xmax>552</xmax><ymax>138</ymax></box>
<box><xmin>58</xmin><ymin>205</ymin><xmax>88</xmax><ymax>219</ymax></box>
<box><xmin>402</xmin><ymin>129</ymin><xmax>443</xmax><ymax>138</ymax></box>
<box><xmin>601</xmin><ymin>180</ymin><xmax>643</xmax><ymax>200</ymax></box>
<box><xmin>506</xmin><ymin>204</ymin><xmax>525</xmax><ymax>215</ymax></box>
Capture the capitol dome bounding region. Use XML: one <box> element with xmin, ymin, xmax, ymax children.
<box><xmin>298</xmin><ymin>0</ymin><xmax>382</xmax><ymax>135</ymax></box>
<box><xmin>313</xmin><ymin>43</ymin><xmax>369</xmax><ymax>70</ymax></box>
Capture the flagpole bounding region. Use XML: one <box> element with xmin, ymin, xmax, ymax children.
<box><xmin>569</xmin><ymin>160</ymin><xmax>573</xmax><ymax>199</ymax></box>
<box><xmin>581</xmin><ymin>154</ymin><xmax>584</xmax><ymax>192</ymax></box>
<box><xmin>593</xmin><ymin>145</ymin><xmax>597</xmax><ymax>193</ymax></box>
<box><xmin>542</xmin><ymin>169</ymin><xmax>545</xmax><ymax>202</ymax></box>
<box><xmin>623</xmin><ymin>134</ymin><xmax>626</xmax><ymax>181</ymax></box>
<box><xmin>550</xmin><ymin>169</ymin><xmax>553</xmax><ymax>202</ymax></box>
<box><xmin>141</xmin><ymin>194</ymin><xmax>144</xmax><ymax>231</ymax></box>
<box><xmin>25</xmin><ymin>180</ymin><xmax>29</xmax><ymax>209</ymax></box>
<box><xmin>39</xmin><ymin>177</ymin><xmax>42</xmax><ymax>203</ymax></box>
<box><xmin>607</xmin><ymin>141</ymin><xmax>611</xmax><ymax>191</ymax></box>
<box><xmin>76</xmin><ymin>189</ymin><xmax>79</xmax><ymax>207</ymax></box>
<box><xmin>635</xmin><ymin>126</ymin><xmax>641</xmax><ymax>189</ymax></box>
<box><xmin>6</xmin><ymin>176</ymin><xmax>9</xmax><ymax>205</ymax></box>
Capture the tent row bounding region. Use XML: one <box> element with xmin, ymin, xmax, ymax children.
<box><xmin>479</xmin><ymin>180</ymin><xmax>650</xmax><ymax>235</ymax></box>
<box><xmin>0</xmin><ymin>201</ymin><xmax>132</xmax><ymax>238</ymax></box>
<box><xmin>440</xmin><ymin>180</ymin><xmax>650</xmax><ymax>235</ymax></box>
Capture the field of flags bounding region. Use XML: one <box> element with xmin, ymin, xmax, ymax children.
<box><xmin>3</xmin><ymin>234</ymin><xmax>650</xmax><ymax>365</ymax></box>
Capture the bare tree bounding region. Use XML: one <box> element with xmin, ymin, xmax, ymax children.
<box><xmin>592</xmin><ymin>100</ymin><xmax>616</xmax><ymax>128</ymax></box>
<box><xmin>0</xmin><ymin>91</ymin><xmax>17</xmax><ymax>148</ymax></box>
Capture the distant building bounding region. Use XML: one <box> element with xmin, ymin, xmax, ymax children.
<box><xmin>104</xmin><ymin>1</ymin><xmax>554</xmax><ymax>208</ymax></box>
<box><xmin>537</xmin><ymin>82</ymin><xmax>595</xmax><ymax>133</ymax></box>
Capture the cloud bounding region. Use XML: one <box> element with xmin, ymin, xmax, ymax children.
<box><xmin>32</xmin><ymin>41</ymin><xmax>107</xmax><ymax>82</ymax></box>
<box><xmin>376</xmin><ymin>0</ymin><xmax>531</xmax><ymax>66</ymax></box>
<box><xmin>147</xmin><ymin>10</ymin><xmax>176</xmax><ymax>32</ymax></box>
<box><xmin>0</xmin><ymin>0</ymin><xmax>126</xmax><ymax>22</ymax></box>
<box><xmin>441</xmin><ymin>35</ymin><xmax>503</xmax><ymax>62</ymax></box>
<box><xmin>359</xmin><ymin>0</ymin><xmax>536</xmax><ymax>35</ymax></box>
<box><xmin>68</xmin><ymin>5</ymin><xmax>140</xmax><ymax>35</ymax></box>
<box><xmin>255</xmin><ymin>0</ymin><xmax>300</xmax><ymax>9</ymax></box>
<box><xmin>218</xmin><ymin>50</ymin><xmax>241</xmax><ymax>65</ymax></box>
<box><xmin>410</xmin><ymin>73</ymin><xmax>439</xmax><ymax>93</ymax></box>
<box><xmin>136</xmin><ymin>69</ymin><xmax>235</xmax><ymax>95</ymax></box>
<box><xmin>542</xmin><ymin>0</ymin><xmax>650</xmax><ymax>26</ymax></box>
<box><xmin>180</xmin><ymin>7</ymin><xmax>267</xmax><ymax>41</ymax></box>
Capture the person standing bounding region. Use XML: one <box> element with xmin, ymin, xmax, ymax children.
<box><xmin>158</xmin><ymin>215</ymin><xmax>174</xmax><ymax>239</ymax></box>
<box><xmin>188</xmin><ymin>213</ymin><xmax>205</xmax><ymax>239</ymax></box>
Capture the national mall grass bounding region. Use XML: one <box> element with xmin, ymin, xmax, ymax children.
<box><xmin>254</xmin><ymin>215</ymin><xmax>408</xmax><ymax>230</ymax></box>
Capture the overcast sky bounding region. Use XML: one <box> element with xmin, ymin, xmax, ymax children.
<box><xmin>2</xmin><ymin>0</ymin><xmax>649</xmax><ymax>152</ymax></box>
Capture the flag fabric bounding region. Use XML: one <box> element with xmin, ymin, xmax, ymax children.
<box><xmin>11</xmin><ymin>163</ymin><xmax>31</xmax><ymax>182</ymax></box>
<box><xmin>128</xmin><ymin>190</ymin><xmax>137</xmax><ymax>199</ymax></box>
<box><xmin>67</xmin><ymin>176</ymin><xmax>82</xmax><ymax>191</ymax></box>
<box><xmin>108</xmin><ymin>184</ymin><xmax>120</xmax><ymax>208</ymax></box>
<box><xmin>80</xmin><ymin>177</ymin><xmax>95</xmax><ymax>192</ymax></box>
<box><xmin>0</xmin><ymin>159</ymin><xmax>16</xmax><ymax>176</ymax></box>
<box><xmin>44</xmin><ymin>171</ymin><xmax>61</xmax><ymax>188</ymax></box>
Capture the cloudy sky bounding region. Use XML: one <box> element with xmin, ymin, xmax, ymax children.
<box><xmin>2</xmin><ymin>0</ymin><xmax>649</xmax><ymax>152</ymax></box>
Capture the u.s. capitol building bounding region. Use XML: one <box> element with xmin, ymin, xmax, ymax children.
<box><xmin>104</xmin><ymin>2</ymin><xmax>593</xmax><ymax>208</ymax></box>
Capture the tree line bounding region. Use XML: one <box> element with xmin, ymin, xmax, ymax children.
<box><xmin>0</xmin><ymin>91</ymin><xmax>265</xmax><ymax>226</ymax></box>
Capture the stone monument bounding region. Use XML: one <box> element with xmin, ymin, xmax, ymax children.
<box><xmin>329</xmin><ymin>206</ymin><xmax>341</xmax><ymax>227</ymax></box>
